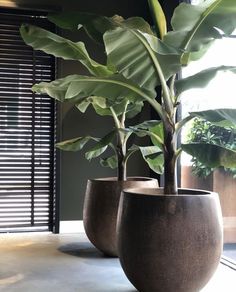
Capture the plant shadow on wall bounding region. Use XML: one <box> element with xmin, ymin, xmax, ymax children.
<box><xmin>20</xmin><ymin>0</ymin><xmax>236</xmax><ymax>291</ymax></box>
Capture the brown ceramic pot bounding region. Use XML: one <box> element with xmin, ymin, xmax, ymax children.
<box><xmin>83</xmin><ymin>177</ymin><xmax>158</xmax><ymax>257</ymax></box>
<box><xmin>117</xmin><ymin>188</ymin><xmax>223</xmax><ymax>292</ymax></box>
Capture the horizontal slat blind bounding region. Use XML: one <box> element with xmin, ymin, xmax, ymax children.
<box><xmin>0</xmin><ymin>10</ymin><xmax>56</xmax><ymax>232</ymax></box>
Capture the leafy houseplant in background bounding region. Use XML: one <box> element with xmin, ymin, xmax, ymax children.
<box><xmin>187</xmin><ymin>117</ymin><xmax>236</xmax><ymax>178</ymax></box>
<box><xmin>186</xmin><ymin>118</ymin><xmax>236</xmax><ymax>244</ymax></box>
<box><xmin>20</xmin><ymin>0</ymin><xmax>236</xmax><ymax>290</ymax></box>
<box><xmin>20</xmin><ymin>19</ymin><xmax>159</xmax><ymax>256</ymax></box>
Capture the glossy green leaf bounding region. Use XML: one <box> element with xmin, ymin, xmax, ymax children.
<box><xmin>138</xmin><ymin>145</ymin><xmax>164</xmax><ymax>174</ymax></box>
<box><xmin>32</xmin><ymin>75</ymin><xmax>78</xmax><ymax>102</ymax></box>
<box><xmin>48</xmin><ymin>12</ymin><xmax>153</xmax><ymax>43</ymax></box>
<box><xmin>100</xmin><ymin>155</ymin><xmax>118</xmax><ymax>169</ymax></box>
<box><xmin>149</xmin><ymin>122</ymin><xmax>164</xmax><ymax>147</ymax></box>
<box><xmin>175</xmin><ymin>66</ymin><xmax>236</xmax><ymax>96</ymax></box>
<box><xmin>104</xmin><ymin>28</ymin><xmax>181</xmax><ymax>93</ymax></box>
<box><xmin>20</xmin><ymin>24</ymin><xmax>112</xmax><ymax>77</ymax></box>
<box><xmin>189</xmin><ymin>109</ymin><xmax>236</xmax><ymax>128</ymax></box>
<box><xmin>56</xmin><ymin>136</ymin><xmax>98</xmax><ymax>151</ymax></box>
<box><xmin>75</xmin><ymin>96</ymin><xmax>143</xmax><ymax>118</ymax></box>
<box><xmin>164</xmin><ymin>0</ymin><xmax>236</xmax><ymax>64</ymax></box>
<box><xmin>32</xmin><ymin>74</ymin><xmax>155</xmax><ymax>105</ymax></box>
<box><xmin>85</xmin><ymin>130</ymin><xmax>116</xmax><ymax>160</ymax></box>
<box><xmin>64</xmin><ymin>74</ymin><xmax>155</xmax><ymax>102</ymax></box>
<box><xmin>75</xmin><ymin>96</ymin><xmax>107</xmax><ymax>113</ymax></box>
<box><xmin>147</xmin><ymin>0</ymin><xmax>167</xmax><ymax>39</ymax></box>
<box><xmin>182</xmin><ymin>143</ymin><xmax>236</xmax><ymax>168</ymax></box>
<box><xmin>131</xmin><ymin>120</ymin><xmax>164</xmax><ymax>147</ymax></box>
<box><xmin>75</xmin><ymin>99</ymin><xmax>91</xmax><ymax>113</ymax></box>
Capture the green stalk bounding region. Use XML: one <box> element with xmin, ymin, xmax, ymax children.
<box><xmin>133</xmin><ymin>30</ymin><xmax>173</xmax><ymax>116</ymax></box>
<box><xmin>110</xmin><ymin>106</ymin><xmax>127</xmax><ymax>181</ymax></box>
<box><xmin>163</xmin><ymin>117</ymin><xmax>178</xmax><ymax>194</ymax></box>
<box><xmin>132</xmin><ymin>51</ymin><xmax>177</xmax><ymax>193</ymax></box>
<box><xmin>150</xmin><ymin>67</ymin><xmax>177</xmax><ymax>194</ymax></box>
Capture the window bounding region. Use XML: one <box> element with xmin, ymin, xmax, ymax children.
<box><xmin>180</xmin><ymin>0</ymin><xmax>236</xmax><ymax>263</ymax></box>
<box><xmin>0</xmin><ymin>9</ymin><xmax>57</xmax><ymax>232</ymax></box>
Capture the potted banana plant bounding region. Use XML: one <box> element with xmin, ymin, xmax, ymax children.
<box><xmin>20</xmin><ymin>20</ymin><xmax>159</xmax><ymax>257</ymax></box>
<box><xmin>21</xmin><ymin>0</ymin><xmax>236</xmax><ymax>290</ymax></box>
<box><xmin>56</xmin><ymin>96</ymin><xmax>159</xmax><ymax>257</ymax></box>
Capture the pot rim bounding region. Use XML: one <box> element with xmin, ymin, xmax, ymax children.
<box><xmin>88</xmin><ymin>176</ymin><xmax>157</xmax><ymax>182</ymax></box>
<box><xmin>123</xmin><ymin>187</ymin><xmax>218</xmax><ymax>197</ymax></box>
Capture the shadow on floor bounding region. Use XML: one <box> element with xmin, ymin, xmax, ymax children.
<box><xmin>58</xmin><ymin>241</ymin><xmax>110</xmax><ymax>259</ymax></box>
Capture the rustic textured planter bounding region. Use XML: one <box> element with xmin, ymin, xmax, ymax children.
<box><xmin>117</xmin><ymin>188</ymin><xmax>223</xmax><ymax>292</ymax></box>
<box><xmin>83</xmin><ymin>177</ymin><xmax>158</xmax><ymax>257</ymax></box>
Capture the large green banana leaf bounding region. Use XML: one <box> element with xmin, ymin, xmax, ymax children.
<box><xmin>175</xmin><ymin>66</ymin><xmax>236</xmax><ymax>96</ymax></box>
<box><xmin>104</xmin><ymin>28</ymin><xmax>181</xmax><ymax>93</ymax></box>
<box><xmin>20</xmin><ymin>24</ymin><xmax>112</xmax><ymax>77</ymax></box>
<box><xmin>189</xmin><ymin>109</ymin><xmax>236</xmax><ymax>128</ymax></box>
<box><xmin>164</xmin><ymin>0</ymin><xmax>236</xmax><ymax>64</ymax></box>
<box><xmin>32</xmin><ymin>74</ymin><xmax>79</xmax><ymax>102</ymax></box>
<box><xmin>182</xmin><ymin>143</ymin><xmax>236</xmax><ymax>168</ymax></box>
<box><xmin>48</xmin><ymin>12</ymin><xmax>154</xmax><ymax>43</ymax></box>
<box><xmin>32</xmin><ymin>74</ymin><xmax>155</xmax><ymax>104</ymax></box>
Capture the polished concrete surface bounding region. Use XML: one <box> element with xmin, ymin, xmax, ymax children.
<box><xmin>223</xmin><ymin>243</ymin><xmax>236</xmax><ymax>262</ymax></box>
<box><xmin>0</xmin><ymin>233</ymin><xmax>235</xmax><ymax>292</ymax></box>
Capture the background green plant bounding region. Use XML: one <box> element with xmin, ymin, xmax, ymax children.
<box><xmin>187</xmin><ymin>118</ymin><xmax>236</xmax><ymax>178</ymax></box>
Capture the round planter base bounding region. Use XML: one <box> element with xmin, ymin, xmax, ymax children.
<box><xmin>117</xmin><ymin>188</ymin><xmax>223</xmax><ymax>292</ymax></box>
<box><xmin>83</xmin><ymin>177</ymin><xmax>158</xmax><ymax>256</ymax></box>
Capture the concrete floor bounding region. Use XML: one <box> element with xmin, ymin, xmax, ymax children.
<box><xmin>0</xmin><ymin>233</ymin><xmax>235</xmax><ymax>292</ymax></box>
<box><xmin>223</xmin><ymin>244</ymin><xmax>236</xmax><ymax>262</ymax></box>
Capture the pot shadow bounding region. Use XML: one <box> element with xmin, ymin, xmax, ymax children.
<box><xmin>58</xmin><ymin>241</ymin><xmax>113</xmax><ymax>259</ymax></box>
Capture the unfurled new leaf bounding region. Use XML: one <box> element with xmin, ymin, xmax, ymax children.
<box><xmin>147</xmin><ymin>0</ymin><xmax>167</xmax><ymax>39</ymax></box>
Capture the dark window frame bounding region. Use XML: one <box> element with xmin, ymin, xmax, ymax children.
<box><xmin>0</xmin><ymin>7</ymin><xmax>59</xmax><ymax>233</ymax></box>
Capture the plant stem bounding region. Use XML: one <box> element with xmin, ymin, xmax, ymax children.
<box><xmin>110</xmin><ymin>106</ymin><xmax>127</xmax><ymax>181</ymax></box>
<box><xmin>163</xmin><ymin>120</ymin><xmax>177</xmax><ymax>194</ymax></box>
<box><xmin>117</xmin><ymin>138</ymin><xmax>127</xmax><ymax>181</ymax></box>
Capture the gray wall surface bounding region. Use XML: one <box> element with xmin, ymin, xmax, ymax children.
<box><xmin>1</xmin><ymin>0</ymin><xmax>154</xmax><ymax>221</ymax></box>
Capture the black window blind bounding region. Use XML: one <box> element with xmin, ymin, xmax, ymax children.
<box><xmin>0</xmin><ymin>9</ymin><xmax>56</xmax><ymax>232</ymax></box>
